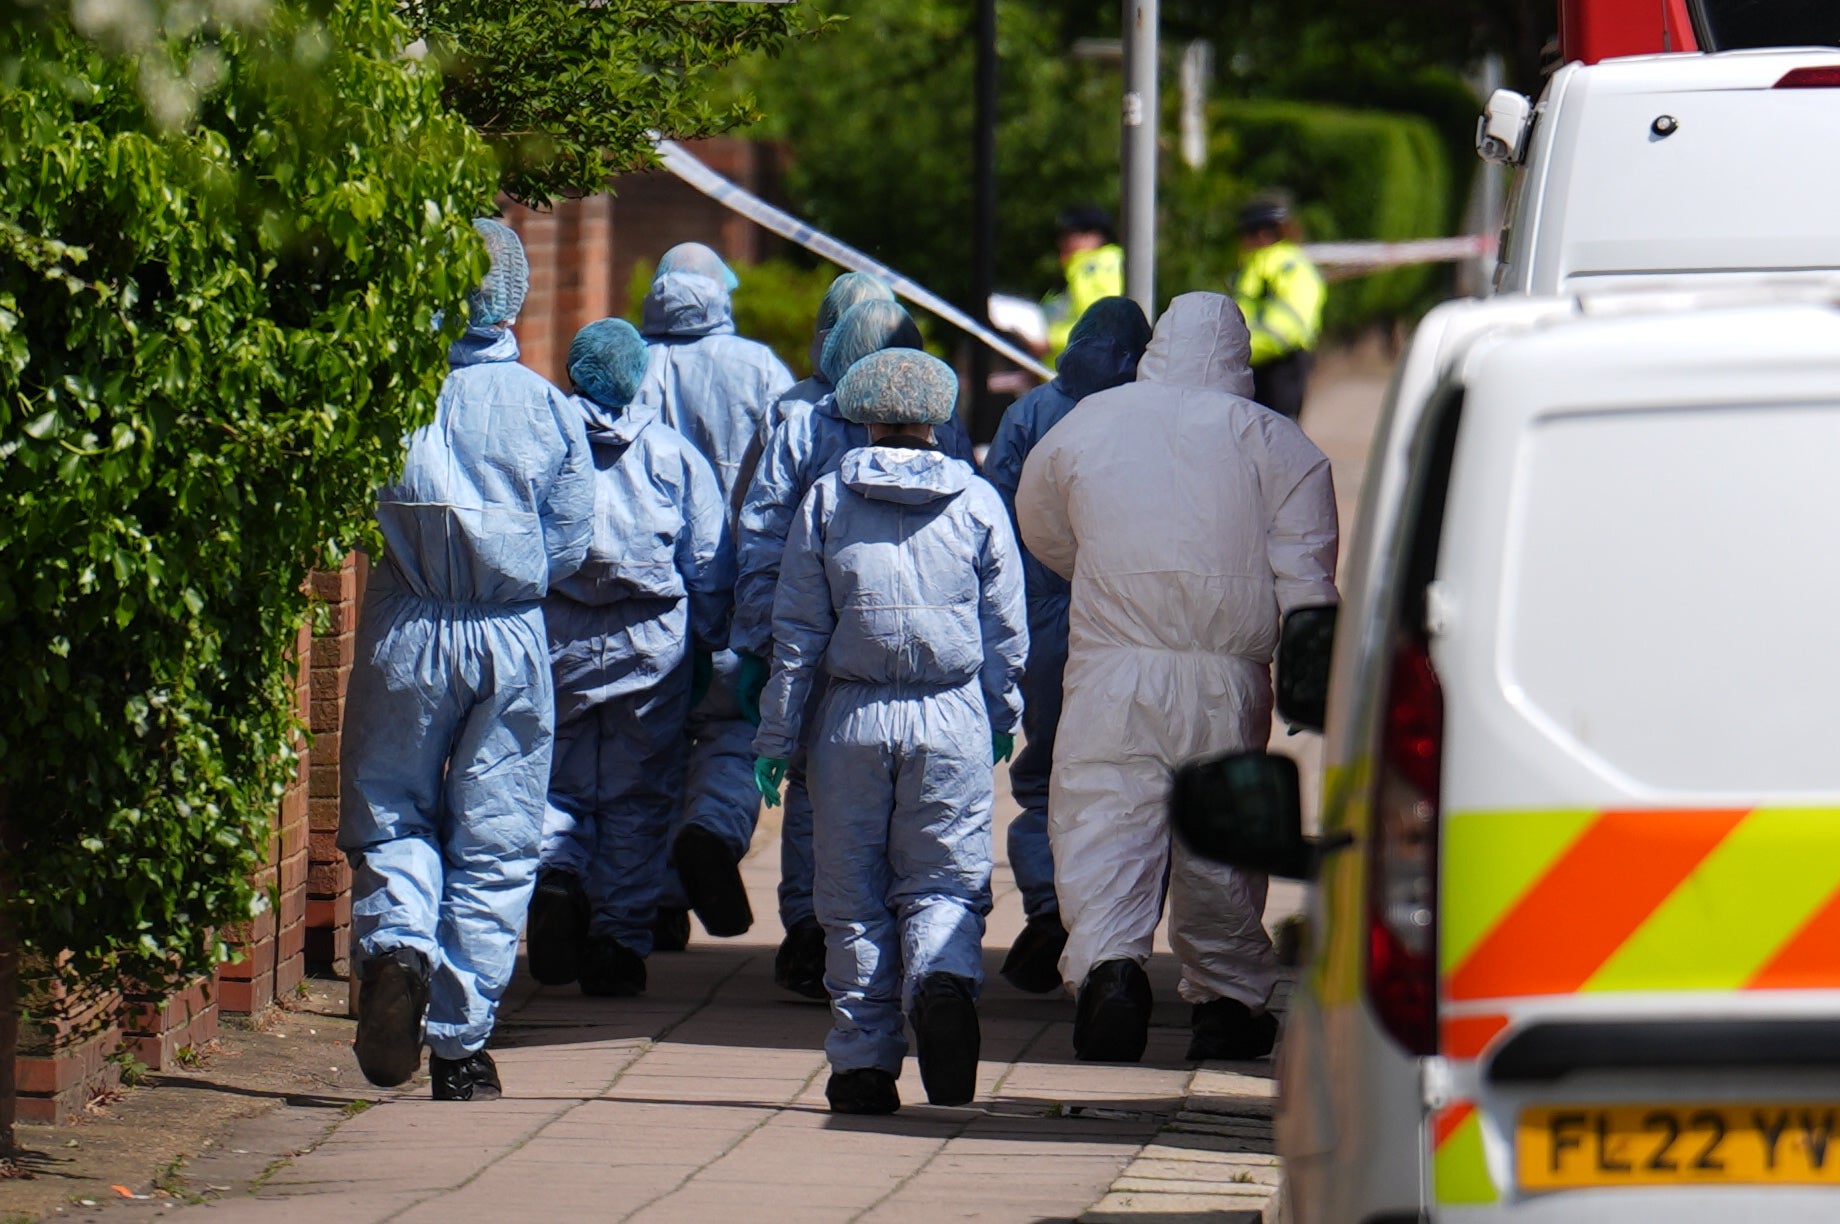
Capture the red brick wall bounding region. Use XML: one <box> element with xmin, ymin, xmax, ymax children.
<box><xmin>219</xmin><ymin>620</ymin><xmax>311</xmax><ymax>1015</ymax></box>
<box><xmin>306</xmin><ymin>554</ymin><xmax>364</xmax><ymax>979</ymax></box>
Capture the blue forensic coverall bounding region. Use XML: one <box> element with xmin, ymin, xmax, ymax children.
<box><xmin>638</xmin><ymin>270</ymin><xmax>794</xmax><ymax>884</ymax></box>
<box><xmin>735</xmin><ymin>394</ymin><xmax>976</xmax><ymax>931</ymax></box>
<box><xmin>540</xmin><ymin>393</ymin><xmax>734</xmax><ymax>956</ymax></box>
<box><xmin>340</xmin><ymin>327</ymin><xmax>595</xmax><ymax>1060</ymax></box>
<box><xmin>980</xmin><ymin>314</ymin><xmax>1148</xmax><ymax>923</ymax></box>
<box><xmin>754</xmin><ymin>445</ymin><xmax>1028</xmax><ymax>1075</ymax></box>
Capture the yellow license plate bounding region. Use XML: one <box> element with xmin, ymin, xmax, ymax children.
<box><xmin>1519</xmin><ymin>1104</ymin><xmax>1840</xmax><ymax>1189</ymax></box>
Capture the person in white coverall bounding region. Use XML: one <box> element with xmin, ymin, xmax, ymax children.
<box><xmin>1014</xmin><ymin>291</ymin><xmax>1338</xmax><ymax>1064</ymax></box>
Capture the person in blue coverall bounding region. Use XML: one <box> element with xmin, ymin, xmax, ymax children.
<box><xmin>339</xmin><ymin>218</ymin><xmax>595</xmax><ymax>1101</ymax></box>
<box><xmin>980</xmin><ymin>297</ymin><xmax>1151</xmax><ymax>993</ymax></box>
<box><xmin>636</xmin><ymin>244</ymin><xmax>793</xmax><ymax>949</ymax></box>
<box><xmin>731</xmin><ymin>299</ymin><xmax>976</xmax><ymax>999</ymax></box>
<box><xmin>526</xmin><ymin>318</ymin><xmax>735</xmax><ymax>997</ymax></box>
<box><xmin>764</xmin><ymin>271</ymin><xmax>897</xmax><ymax>436</ymax></box>
<box><xmin>752</xmin><ymin>348</ymin><xmax>1028</xmax><ymax>1115</ymax></box>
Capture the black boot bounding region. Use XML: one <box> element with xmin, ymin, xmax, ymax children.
<box><xmin>674</xmin><ymin>824</ymin><xmax>753</xmax><ymax>938</ymax></box>
<box><xmin>526</xmin><ymin>869</ymin><xmax>589</xmax><ymax>986</ymax></box>
<box><xmin>1186</xmin><ymin>998</ymin><xmax>1279</xmax><ymax>1061</ymax></box>
<box><xmin>1073</xmin><ymin>959</ymin><xmax>1153</xmax><ymax>1063</ymax></box>
<box><xmin>579</xmin><ymin>936</ymin><xmax>647</xmax><ymax>998</ymax></box>
<box><xmin>774</xmin><ymin>917</ymin><xmax>828</xmax><ymax>1001</ymax></box>
<box><xmin>825</xmin><ymin>1068</ymin><xmax>900</xmax><ymax>1115</ymax></box>
<box><xmin>430</xmin><ymin>1050</ymin><xmax>502</xmax><ymax>1102</ymax></box>
<box><xmin>911</xmin><ymin>972</ymin><xmax>980</xmax><ymax>1106</ymax></box>
<box><xmin>652</xmin><ymin>906</ymin><xmax>692</xmax><ymax>953</ymax></box>
<box><xmin>999</xmin><ymin>913</ymin><xmax>1068</xmax><ymax>994</ymax></box>
<box><xmin>354</xmin><ymin>947</ymin><xmax>430</xmax><ymax>1088</ymax></box>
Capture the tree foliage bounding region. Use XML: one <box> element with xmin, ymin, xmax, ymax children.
<box><xmin>0</xmin><ymin>0</ymin><xmax>497</xmax><ymax>998</ymax></box>
<box><xmin>747</xmin><ymin>0</ymin><xmax>1119</xmax><ymax>310</ymax></box>
<box><xmin>744</xmin><ymin>0</ymin><xmax>1461</xmax><ymax>325</ymax></box>
<box><xmin>403</xmin><ymin>0</ymin><xmax>826</xmax><ymax>208</ymax></box>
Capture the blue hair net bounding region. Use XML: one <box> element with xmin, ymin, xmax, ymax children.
<box><xmin>466</xmin><ymin>218</ymin><xmax>529</xmax><ymax>330</ymax></box>
<box><xmin>835</xmin><ymin>349</ymin><xmax>960</xmax><ymax>427</ymax></box>
<box><xmin>816</xmin><ymin>272</ymin><xmax>894</xmax><ymax>334</ymax></box>
<box><xmin>656</xmin><ymin>242</ymin><xmax>739</xmax><ymax>291</ymax></box>
<box><xmin>819</xmin><ymin>299</ymin><xmax>923</xmax><ymax>386</ymax></box>
<box><xmin>567</xmin><ymin>318</ymin><xmax>651</xmax><ymax>409</ymax></box>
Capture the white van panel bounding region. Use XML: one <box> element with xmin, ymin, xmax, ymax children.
<box><xmin>1502</xmin><ymin>404</ymin><xmax>1840</xmax><ymax>797</ymax></box>
<box><xmin>1552</xmin><ymin>90</ymin><xmax>1840</xmax><ymax>281</ymax></box>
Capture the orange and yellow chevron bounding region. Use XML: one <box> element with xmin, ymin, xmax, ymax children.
<box><xmin>1443</xmin><ymin>807</ymin><xmax>1840</xmax><ymax>1001</ymax></box>
<box><xmin>1433</xmin><ymin>1099</ymin><xmax>1498</xmax><ymax>1205</ymax></box>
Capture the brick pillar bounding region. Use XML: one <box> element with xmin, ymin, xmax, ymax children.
<box><xmin>219</xmin><ymin>620</ymin><xmax>311</xmax><ymax>1015</ymax></box>
<box><xmin>306</xmin><ymin>554</ymin><xmax>362</xmax><ymax>977</ymax></box>
<box><xmin>503</xmin><ymin>203</ymin><xmax>563</xmax><ymax>385</ymax></box>
<box><xmin>13</xmin><ymin>973</ymin><xmax>121</xmax><ymax>1125</ymax></box>
<box><xmin>275</xmin><ymin>617</ymin><xmax>311</xmax><ymax>1001</ymax></box>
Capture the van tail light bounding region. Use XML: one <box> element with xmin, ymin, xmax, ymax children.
<box><xmin>1365</xmin><ymin>639</ymin><xmax>1443</xmax><ymax>1056</ymax></box>
<box><xmin>1774</xmin><ymin>66</ymin><xmax>1840</xmax><ymax>88</ymax></box>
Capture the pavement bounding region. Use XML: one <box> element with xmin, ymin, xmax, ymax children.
<box><xmin>119</xmin><ymin>349</ymin><xmax>1390</xmax><ymax>1224</ymax></box>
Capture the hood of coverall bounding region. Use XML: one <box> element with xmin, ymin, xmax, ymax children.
<box><xmin>1135</xmin><ymin>292</ymin><xmax>1255</xmax><ymax>400</ymax></box>
<box><xmin>1053</xmin><ymin>302</ymin><xmax>1152</xmax><ymax>401</ymax></box>
<box><xmin>574</xmin><ymin>393</ymin><xmax>660</xmax><ymax>450</ymax></box>
<box><xmin>840</xmin><ymin>445</ymin><xmax>970</xmax><ymax>507</ymax></box>
<box><xmin>641</xmin><ymin>271</ymin><xmax>737</xmax><ymax>340</ymax></box>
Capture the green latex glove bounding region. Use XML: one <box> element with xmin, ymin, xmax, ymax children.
<box><xmin>737</xmin><ymin>652</ymin><xmax>770</xmax><ymax>727</ymax></box>
<box><xmin>992</xmin><ymin>732</ymin><xmax>1015</xmax><ymax>765</ymax></box>
<box><xmin>689</xmin><ymin>650</ymin><xmax>714</xmax><ymax>708</ymax></box>
<box><xmin>754</xmin><ymin>756</ymin><xmax>790</xmax><ymax>807</ymax></box>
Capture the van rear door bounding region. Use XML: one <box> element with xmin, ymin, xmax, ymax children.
<box><xmin>1423</xmin><ymin>301</ymin><xmax>1840</xmax><ymax>1221</ymax></box>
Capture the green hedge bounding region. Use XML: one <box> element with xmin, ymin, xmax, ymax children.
<box><xmin>1161</xmin><ymin>99</ymin><xmax>1454</xmax><ymax>331</ymax></box>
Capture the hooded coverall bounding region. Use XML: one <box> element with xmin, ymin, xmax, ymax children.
<box><xmin>981</xmin><ymin>305</ymin><xmax>1149</xmax><ymax>923</ymax></box>
<box><xmin>754</xmin><ymin>445</ymin><xmax>1027</xmax><ymax>1073</ymax></box>
<box><xmin>340</xmin><ymin>327</ymin><xmax>595</xmax><ymax>1059</ymax></box>
<box><xmin>1014</xmin><ymin>292</ymin><xmax>1339</xmax><ymax>1009</ymax></box>
<box><xmin>637</xmin><ymin>270</ymin><xmax>794</xmax><ymax>890</ymax></box>
<box><xmin>540</xmin><ymin>393</ymin><xmax>734</xmax><ymax>956</ymax></box>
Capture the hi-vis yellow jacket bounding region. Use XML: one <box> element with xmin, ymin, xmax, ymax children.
<box><xmin>1044</xmin><ymin>244</ymin><xmax>1125</xmax><ymax>365</ymax></box>
<box><xmin>1232</xmin><ymin>239</ymin><xmax>1326</xmax><ymax>366</ymax></box>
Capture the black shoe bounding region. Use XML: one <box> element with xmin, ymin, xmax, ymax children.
<box><xmin>1073</xmin><ymin>959</ymin><xmax>1153</xmax><ymax>1063</ymax></box>
<box><xmin>674</xmin><ymin>825</ymin><xmax>753</xmax><ymax>938</ymax></box>
<box><xmin>774</xmin><ymin>917</ymin><xmax>828</xmax><ymax>1001</ymax></box>
<box><xmin>911</xmin><ymin>972</ymin><xmax>980</xmax><ymax>1106</ymax></box>
<box><xmin>999</xmin><ymin>913</ymin><xmax>1068</xmax><ymax>994</ymax></box>
<box><xmin>825</xmin><ymin>1068</ymin><xmax>900</xmax><ymax>1115</ymax></box>
<box><xmin>430</xmin><ymin>1050</ymin><xmax>502</xmax><ymax>1102</ymax></box>
<box><xmin>1185</xmin><ymin>998</ymin><xmax>1279</xmax><ymax>1061</ymax></box>
<box><xmin>652</xmin><ymin>906</ymin><xmax>691</xmax><ymax>953</ymax></box>
<box><xmin>527</xmin><ymin>870</ymin><xmax>589</xmax><ymax>986</ymax></box>
<box><xmin>354</xmin><ymin>947</ymin><xmax>429</xmax><ymax>1088</ymax></box>
<box><xmin>579</xmin><ymin>936</ymin><xmax>646</xmax><ymax>997</ymax></box>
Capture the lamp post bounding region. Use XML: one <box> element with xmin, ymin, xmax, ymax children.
<box><xmin>970</xmin><ymin>0</ymin><xmax>998</xmax><ymax>436</ymax></box>
<box><xmin>1121</xmin><ymin>0</ymin><xmax>1158</xmax><ymax>316</ymax></box>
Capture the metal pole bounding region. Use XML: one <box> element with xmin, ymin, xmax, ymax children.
<box><xmin>970</xmin><ymin>0</ymin><xmax>998</xmax><ymax>436</ymax></box>
<box><xmin>1121</xmin><ymin>0</ymin><xmax>1158</xmax><ymax>316</ymax></box>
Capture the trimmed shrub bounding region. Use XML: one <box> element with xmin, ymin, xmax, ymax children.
<box><xmin>1162</xmin><ymin>99</ymin><xmax>1454</xmax><ymax>331</ymax></box>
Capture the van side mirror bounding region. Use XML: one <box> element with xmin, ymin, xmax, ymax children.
<box><xmin>1277</xmin><ymin>604</ymin><xmax>1337</xmax><ymax>733</ymax></box>
<box><xmin>1476</xmin><ymin>88</ymin><xmax>1533</xmax><ymax>165</ymax></box>
<box><xmin>1171</xmin><ymin>753</ymin><xmax>1317</xmax><ymax>879</ymax></box>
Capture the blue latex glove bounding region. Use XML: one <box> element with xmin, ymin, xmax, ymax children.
<box><xmin>754</xmin><ymin>756</ymin><xmax>790</xmax><ymax>807</ymax></box>
<box><xmin>737</xmin><ymin>652</ymin><xmax>770</xmax><ymax>727</ymax></box>
<box><xmin>992</xmin><ymin>732</ymin><xmax>1015</xmax><ymax>765</ymax></box>
<box><xmin>689</xmin><ymin>650</ymin><xmax>714</xmax><ymax>708</ymax></box>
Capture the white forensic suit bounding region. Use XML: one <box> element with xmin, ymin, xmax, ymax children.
<box><xmin>1013</xmin><ymin>291</ymin><xmax>1339</xmax><ymax>1009</ymax></box>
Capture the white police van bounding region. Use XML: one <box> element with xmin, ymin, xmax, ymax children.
<box><xmin>1175</xmin><ymin>287</ymin><xmax>1840</xmax><ymax>1223</ymax></box>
